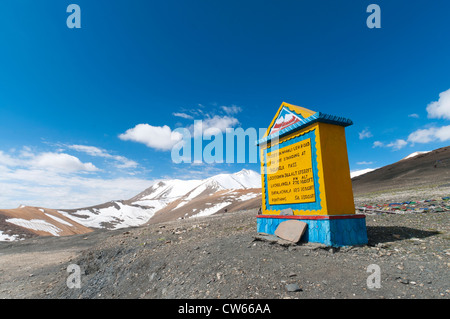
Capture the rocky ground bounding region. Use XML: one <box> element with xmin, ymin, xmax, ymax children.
<box><xmin>1</xmin><ymin>196</ymin><xmax>449</xmax><ymax>300</ymax></box>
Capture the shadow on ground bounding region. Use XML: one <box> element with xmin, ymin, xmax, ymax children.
<box><xmin>366</xmin><ymin>226</ymin><xmax>441</xmax><ymax>245</ymax></box>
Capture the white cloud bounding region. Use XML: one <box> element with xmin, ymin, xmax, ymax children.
<box><xmin>67</xmin><ymin>145</ymin><xmax>107</xmax><ymax>157</ymax></box>
<box><xmin>0</xmin><ymin>168</ymin><xmax>152</xmax><ymax>209</ymax></box>
<box><xmin>373</xmin><ymin>139</ymin><xmax>407</xmax><ymax>150</ymax></box>
<box><xmin>407</xmin><ymin>128</ymin><xmax>436</xmax><ymax>144</ymax></box>
<box><xmin>173</xmin><ymin>112</ymin><xmax>194</xmax><ymax>120</ymax></box>
<box><xmin>119</xmin><ymin>124</ymin><xmax>183</xmax><ymax>151</ymax></box>
<box><xmin>0</xmin><ymin>148</ymin><xmax>152</xmax><ymax>209</ymax></box>
<box><xmin>113</xmin><ymin>157</ymin><xmax>139</xmax><ymax>169</ymax></box>
<box><xmin>19</xmin><ymin>146</ymin><xmax>34</xmax><ymax>158</ymax></box>
<box><xmin>370</xmin><ymin>89</ymin><xmax>450</xmax><ymax>152</ymax></box>
<box><xmin>0</xmin><ymin>151</ymin><xmax>18</xmax><ymax>167</ymax></box>
<box><xmin>192</xmin><ymin>115</ymin><xmax>240</xmax><ymax>137</ymax></box>
<box><xmin>31</xmin><ymin>152</ymin><xmax>98</xmax><ymax>172</ymax></box>
<box><xmin>373</xmin><ymin>124</ymin><xmax>450</xmax><ymax>151</ymax></box>
<box><xmin>372</xmin><ymin>141</ymin><xmax>384</xmax><ymax>148</ymax></box>
<box><xmin>1</xmin><ymin>149</ymin><xmax>98</xmax><ymax>172</ymax></box>
<box><xmin>426</xmin><ymin>88</ymin><xmax>450</xmax><ymax>120</ymax></box>
<box><xmin>67</xmin><ymin>144</ymin><xmax>138</xmax><ymax>169</ymax></box>
<box><xmin>358</xmin><ymin>128</ymin><xmax>373</xmax><ymax>140</ymax></box>
<box><xmin>398</xmin><ymin>88</ymin><xmax>450</xmax><ymax>147</ymax></box>
<box><xmin>356</xmin><ymin>161</ymin><xmax>374</xmax><ymax>165</ymax></box>
<box><xmin>221</xmin><ymin>105</ymin><xmax>242</xmax><ymax>115</ymax></box>
<box><xmin>435</xmin><ymin>125</ymin><xmax>450</xmax><ymax>141</ymax></box>
<box><xmin>205</xmin><ymin>115</ymin><xmax>239</xmax><ymax>132</ymax></box>
<box><xmin>386</xmin><ymin>139</ymin><xmax>408</xmax><ymax>150</ymax></box>
<box><xmin>408</xmin><ymin>125</ymin><xmax>450</xmax><ymax>144</ymax></box>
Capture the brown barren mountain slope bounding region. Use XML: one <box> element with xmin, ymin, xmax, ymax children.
<box><xmin>0</xmin><ymin>206</ymin><xmax>93</xmax><ymax>240</ymax></box>
<box><xmin>352</xmin><ymin>146</ymin><xmax>450</xmax><ymax>196</ymax></box>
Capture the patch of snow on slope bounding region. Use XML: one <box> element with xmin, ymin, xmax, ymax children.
<box><xmin>44</xmin><ymin>213</ymin><xmax>73</xmax><ymax>226</ymax></box>
<box><xmin>132</xmin><ymin>199</ymin><xmax>168</xmax><ymax>211</ymax></box>
<box><xmin>351</xmin><ymin>168</ymin><xmax>377</xmax><ymax>178</ymax></box>
<box><xmin>185</xmin><ymin>182</ymin><xmax>212</xmax><ymax>200</ymax></box>
<box><xmin>106</xmin><ymin>203</ymin><xmax>155</xmax><ymax>229</ymax></box>
<box><xmin>58</xmin><ymin>209</ymin><xmax>107</xmax><ymax>229</ymax></box>
<box><xmin>6</xmin><ymin>218</ymin><xmax>62</xmax><ymax>236</ymax></box>
<box><xmin>140</xmin><ymin>179</ymin><xmax>203</xmax><ymax>201</ymax></box>
<box><xmin>402</xmin><ymin>151</ymin><xmax>430</xmax><ymax>160</ymax></box>
<box><xmin>191</xmin><ymin>202</ymin><xmax>232</xmax><ymax>218</ymax></box>
<box><xmin>174</xmin><ymin>200</ymin><xmax>188</xmax><ymax>209</ymax></box>
<box><xmin>59</xmin><ymin>202</ymin><xmax>157</xmax><ymax>229</ymax></box>
<box><xmin>0</xmin><ymin>230</ymin><xmax>20</xmax><ymax>241</ymax></box>
<box><xmin>231</xmin><ymin>169</ymin><xmax>261</xmax><ymax>188</ymax></box>
<box><xmin>207</xmin><ymin>174</ymin><xmax>244</xmax><ymax>189</ymax></box>
<box><xmin>236</xmin><ymin>193</ymin><xmax>260</xmax><ymax>201</ymax></box>
<box><xmin>205</xmin><ymin>169</ymin><xmax>261</xmax><ymax>190</ymax></box>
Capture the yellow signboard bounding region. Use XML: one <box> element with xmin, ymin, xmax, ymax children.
<box><xmin>257</xmin><ymin>102</ymin><xmax>368</xmax><ymax>247</ymax></box>
<box><xmin>258</xmin><ymin>102</ymin><xmax>356</xmax><ymax>216</ymax></box>
<box><xmin>266</xmin><ymin>138</ymin><xmax>315</xmax><ymax>205</ymax></box>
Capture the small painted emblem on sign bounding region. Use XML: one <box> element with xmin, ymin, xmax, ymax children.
<box><xmin>270</xmin><ymin>107</ymin><xmax>304</xmax><ymax>135</ymax></box>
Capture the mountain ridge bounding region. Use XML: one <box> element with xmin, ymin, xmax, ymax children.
<box><xmin>0</xmin><ymin>169</ymin><xmax>262</xmax><ymax>240</ymax></box>
<box><xmin>352</xmin><ymin>145</ymin><xmax>450</xmax><ymax>195</ymax></box>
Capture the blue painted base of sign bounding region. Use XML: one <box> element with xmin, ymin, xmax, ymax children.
<box><xmin>256</xmin><ymin>215</ymin><xmax>368</xmax><ymax>247</ymax></box>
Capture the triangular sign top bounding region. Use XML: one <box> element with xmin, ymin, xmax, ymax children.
<box><xmin>267</xmin><ymin>102</ymin><xmax>316</xmax><ymax>136</ymax></box>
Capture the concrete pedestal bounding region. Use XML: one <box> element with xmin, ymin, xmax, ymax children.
<box><xmin>257</xmin><ymin>214</ymin><xmax>368</xmax><ymax>247</ymax></box>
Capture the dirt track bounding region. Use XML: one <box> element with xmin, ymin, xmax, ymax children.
<box><xmin>1</xmin><ymin>204</ymin><xmax>449</xmax><ymax>299</ymax></box>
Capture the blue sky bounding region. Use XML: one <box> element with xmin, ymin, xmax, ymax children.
<box><xmin>1</xmin><ymin>0</ymin><xmax>450</xmax><ymax>208</ymax></box>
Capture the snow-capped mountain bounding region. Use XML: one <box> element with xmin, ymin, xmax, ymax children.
<box><xmin>53</xmin><ymin>169</ymin><xmax>261</xmax><ymax>232</ymax></box>
<box><xmin>145</xmin><ymin>169</ymin><xmax>262</xmax><ymax>224</ymax></box>
<box><xmin>205</xmin><ymin>169</ymin><xmax>262</xmax><ymax>189</ymax></box>
<box><xmin>131</xmin><ymin>169</ymin><xmax>260</xmax><ymax>203</ymax></box>
<box><xmin>401</xmin><ymin>151</ymin><xmax>430</xmax><ymax>160</ymax></box>
<box><xmin>0</xmin><ymin>169</ymin><xmax>262</xmax><ymax>240</ymax></box>
<box><xmin>350</xmin><ymin>168</ymin><xmax>377</xmax><ymax>178</ymax></box>
<box><xmin>352</xmin><ymin>146</ymin><xmax>450</xmax><ymax>195</ymax></box>
<box><xmin>351</xmin><ymin>151</ymin><xmax>433</xmax><ymax>179</ymax></box>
